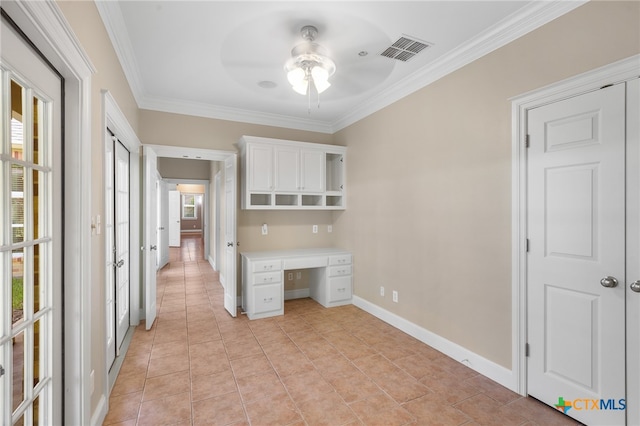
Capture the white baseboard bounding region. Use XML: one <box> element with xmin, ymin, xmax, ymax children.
<box><xmin>352</xmin><ymin>295</ymin><xmax>516</xmax><ymax>392</ymax></box>
<box><xmin>208</xmin><ymin>255</ymin><xmax>216</xmax><ymax>271</ymax></box>
<box><xmin>285</xmin><ymin>288</ymin><xmax>310</xmax><ymax>300</ymax></box>
<box><xmin>90</xmin><ymin>394</ymin><xmax>107</xmax><ymax>426</ymax></box>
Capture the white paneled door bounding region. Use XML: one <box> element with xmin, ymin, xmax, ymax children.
<box><xmin>168</xmin><ymin>190</ymin><xmax>181</xmax><ymax>247</ymax></box>
<box><xmin>158</xmin><ymin>179</ymin><xmax>169</xmax><ymax>270</ymax></box>
<box><xmin>223</xmin><ymin>155</ymin><xmax>237</xmax><ymax>317</ymax></box>
<box><xmin>143</xmin><ymin>147</ymin><xmax>158</xmax><ymax>330</ymax></box>
<box><xmin>527</xmin><ymin>84</ymin><xmax>627</xmax><ymax>425</ymax></box>
<box><xmin>1</xmin><ymin>18</ymin><xmax>63</xmax><ymax>424</ymax></box>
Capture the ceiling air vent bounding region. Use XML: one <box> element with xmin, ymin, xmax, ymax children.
<box><xmin>380</xmin><ymin>36</ymin><xmax>431</xmax><ymax>62</ymax></box>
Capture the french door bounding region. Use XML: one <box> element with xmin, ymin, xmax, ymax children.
<box><xmin>106</xmin><ymin>135</ymin><xmax>130</xmax><ymax>370</ymax></box>
<box><xmin>1</xmin><ymin>16</ymin><xmax>63</xmax><ymax>425</ymax></box>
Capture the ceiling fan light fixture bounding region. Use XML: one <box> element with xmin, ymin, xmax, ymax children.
<box><xmin>285</xmin><ymin>25</ymin><xmax>336</xmax><ymax>106</ymax></box>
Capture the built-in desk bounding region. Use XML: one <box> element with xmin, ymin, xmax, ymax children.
<box><xmin>240</xmin><ymin>248</ymin><xmax>353</xmax><ymax>320</ymax></box>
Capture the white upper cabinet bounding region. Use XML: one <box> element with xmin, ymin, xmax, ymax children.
<box><xmin>237</xmin><ymin>136</ymin><xmax>346</xmax><ymax>210</ymax></box>
<box><xmin>247</xmin><ymin>143</ymin><xmax>273</xmax><ymax>191</ymax></box>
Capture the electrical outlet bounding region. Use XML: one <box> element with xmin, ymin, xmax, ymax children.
<box><xmin>288</xmin><ymin>272</ymin><xmax>293</xmax><ymax>281</ymax></box>
<box><xmin>380</xmin><ymin>286</ymin><xmax>385</xmax><ymax>296</ymax></box>
<box><xmin>312</xmin><ymin>225</ymin><xmax>318</xmax><ymax>233</ymax></box>
<box><xmin>392</xmin><ymin>291</ymin><xmax>398</xmax><ymax>303</ymax></box>
<box><xmin>328</xmin><ymin>225</ymin><xmax>333</xmax><ymax>233</ymax></box>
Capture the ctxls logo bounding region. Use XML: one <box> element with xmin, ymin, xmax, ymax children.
<box><xmin>555</xmin><ymin>397</ymin><xmax>626</xmax><ymax>413</ymax></box>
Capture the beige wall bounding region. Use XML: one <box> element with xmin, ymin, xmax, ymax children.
<box><xmin>56</xmin><ymin>0</ymin><xmax>140</xmax><ymax>415</ymax></box>
<box><xmin>333</xmin><ymin>0</ymin><xmax>640</xmax><ymax>368</ymax></box>
<box><xmin>158</xmin><ymin>157</ymin><xmax>211</xmax><ymax>180</ymax></box>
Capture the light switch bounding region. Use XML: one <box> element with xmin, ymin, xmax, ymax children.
<box><xmin>312</xmin><ymin>225</ymin><xmax>318</xmax><ymax>234</ymax></box>
<box><xmin>261</xmin><ymin>223</ymin><xmax>268</xmax><ymax>235</ymax></box>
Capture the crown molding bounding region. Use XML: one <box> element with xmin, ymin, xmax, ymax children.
<box><xmin>95</xmin><ymin>0</ymin><xmax>146</xmax><ymax>106</ymax></box>
<box><xmin>97</xmin><ymin>0</ymin><xmax>587</xmax><ymax>135</ymax></box>
<box><xmin>330</xmin><ymin>0</ymin><xmax>588</xmax><ymax>132</ymax></box>
<box><xmin>139</xmin><ymin>96</ymin><xmax>335</xmax><ymax>134</ymax></box>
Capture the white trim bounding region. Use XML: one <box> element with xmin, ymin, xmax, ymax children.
<box><xmin>285</xmin><ymin>288</ymin><xmax>310</xmax><ymax>300</ymax></box>
<box><xmin>352</xmin><ymin>296</ymin><xmax>515</xmax><ymax>391</ymax></box>
<box><xmin>96</xmin><ymin>0</ymin><xmax>583</xmax><ymax>134</ymax></box>
<box><xmin>208</xmin><ymin>254</ymin><xmax>216</xmax><ymax>271</ymax></box>
<box><xmin>89</xmin><ymin>395</ymin><xmax>107</xmax><ymax>426</ymax></box>
<box><xmin>148</xmin><ymin>145</ymin><xmax>235</xmax><ymax>162</ymax></box>
<box><xmin>510</xmin><ymin>54</ymin><xmax>640</xmax><ymax>396</ymax></box>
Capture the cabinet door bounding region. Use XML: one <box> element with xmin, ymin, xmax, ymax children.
<box><xmin>274</xmin><ymin>146</ymin><xmax>299</xmax><ymax>191</ymax></box>
<box><xmin>248</xmin><ymin>143</ymin><xmax>273</xmax><ymax>191</ymax></box>
<box><xmin>300</xmin><ymin>149</ymin><xmax>325</xmax><ymax>192</ymax></box>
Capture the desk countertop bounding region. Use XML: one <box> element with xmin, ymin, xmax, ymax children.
<box><xmin>240</xmin><ymin>248</ymin><xmax>350</xmax><ymax>260</ymax></box>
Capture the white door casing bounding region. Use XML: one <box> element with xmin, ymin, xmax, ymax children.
<box><xmin>168</xmin><ymin>190</ymin><xmax>181</xmax><ymax>247</ymax></box>
<box><xmin>223</xmin><ymin>155</ymin><xmax>237</xmax><ymax>317</ymax></box>
<box><xmin>1</xmin><ymin>18</ymin><xmax>63</xmax><ymax>424</ymax></box>
<box><xmin>527</xmin><ymin>83</ymin><xmax>626</xmax><ymax>425</ymax></box>
<box><xmin>143</xmin><ymin>147</ymin><xmax>158</xmax><ymax>330</ymax></box>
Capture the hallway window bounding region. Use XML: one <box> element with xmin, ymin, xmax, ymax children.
<box><xmin>182</xmin><ymin>194</ymin><xmax>197</xmax><ymax>219</ymax></box>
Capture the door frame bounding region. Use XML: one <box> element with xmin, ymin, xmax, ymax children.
<box><xmin>146</xmin><ymin>144</ymin><xmax>235</xmax><ymax>260</ymax></box>
<box><xmin>102</xmin><ymin>90</ymin><xmax>140</xmax><ymax>395</ymax></box>
<box><xmin>511</xmin><ymin>54</ymin><xmax>640</xmax><ymax>404</ymax></box>
<box><xmin>1</xmin><ymin>1</ymin><xmax>96</xmax><ymax>424</ymax></box>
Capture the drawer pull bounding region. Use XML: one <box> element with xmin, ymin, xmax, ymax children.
<box><xmin>337</xmin><ymin>288</ymin><xmax>346</xmax><ymax>292</ymax></box>
<box><xmin>263</xmin><ymin>297</ymin><xmax>273</xmax><ymax>303</ymax></box>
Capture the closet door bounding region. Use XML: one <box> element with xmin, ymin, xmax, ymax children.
<box><xmin>527</xmin><ymin>84</ymin><xmax>626</xmax><ymax>425</ymax></box>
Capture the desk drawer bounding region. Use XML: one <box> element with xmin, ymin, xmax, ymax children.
<box><xmin>254</xmin><ymin>283</ymin><xmax>282</xmax><ymax>314</ymax></box>
<box><xmin>329</xmin><ymin>276</ymin><xmax>352</xmax><ymax>303</ymax></box>
<box><xmin>284</xmin><ymin>256</ymin><xmax>327</xmax><ymax>270</ymax></box>
<box><xmin>329</xmin><ymin>254</ymin><xmax>351</xmax><ymax>266</ymax></box>
<box><xmin>329</xmin><ymin>265</ymin><xmax>352</xmax><ymax>277</ymax></box>
<box><xmin>251</xmin><ymin>271</ymin><xmax>282</xmax><ymax>285</ymax></box>
<box><xmin>252</xmin><ymin>259</ymin><xmax>282</xmax><ymax>272</ymax></box>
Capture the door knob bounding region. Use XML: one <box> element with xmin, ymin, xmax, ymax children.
<box><xmin>116</xmin><ymin>259</ymin><xmax>125</xmax><ymax>268</ymax></box>
<box><xmin>227</xmin><ymin>242</ymin><xmax>233</xmax><ymax>247</ymax></box>
<box><xmin>150</xmin><ymin>245</ymin><xmax>157</xmax><ymax>251</ymax></box>
<box><xmin>631</xmin><ymin>280</ymin><xmax>640</xmax><ymax>293</ymax></box>
<box><xmin>600</xmin><ymin>276</ymin><xmax>618</xmax><ymax>288</ymax></box>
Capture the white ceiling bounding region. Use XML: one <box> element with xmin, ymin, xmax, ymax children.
<box><xmin>96</xmin><ymin>1</ymin><xmax>585</xmax><ymax>134</ymax></box>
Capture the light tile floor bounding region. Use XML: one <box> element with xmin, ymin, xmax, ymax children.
<box><xmin>103</xmin><ymin>235</ymin><xmax>580</xmax><ymax>425</ymax></box>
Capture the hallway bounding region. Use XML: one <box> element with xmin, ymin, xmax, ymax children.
<box><xmin>103</xmin><ymin>237</ymin><xmax>579</xmax><ymax>425</ymax></box>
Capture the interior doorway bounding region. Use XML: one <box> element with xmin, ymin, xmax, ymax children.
<box><xmin>144</xmin><ymin>145</ymin><xmax>237</xmax><ymax>319</ymax></box>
